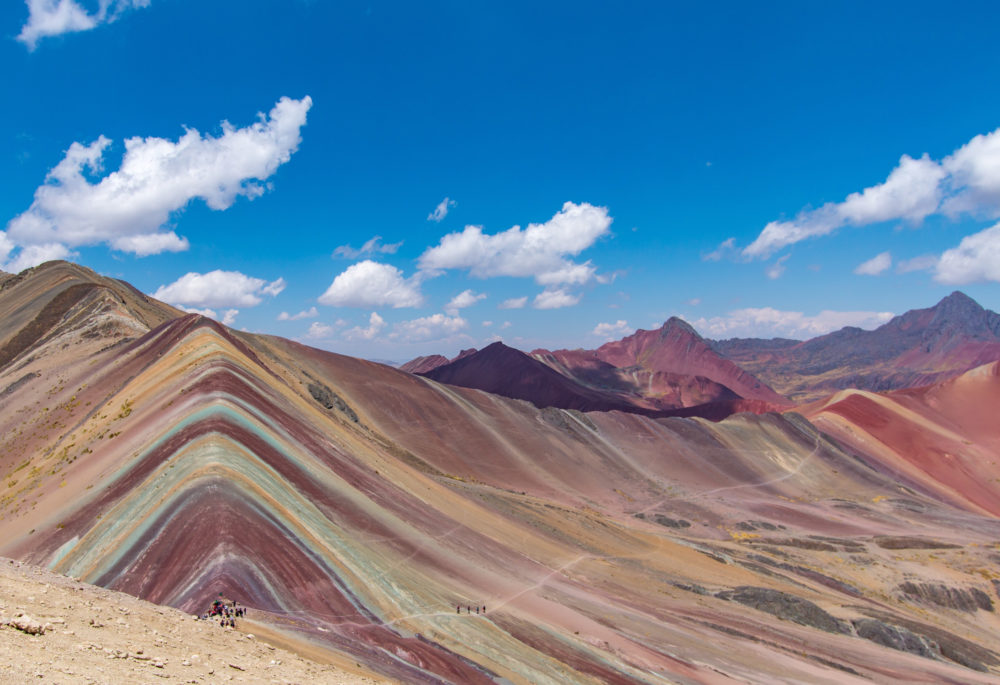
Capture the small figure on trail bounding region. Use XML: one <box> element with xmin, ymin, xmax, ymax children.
<box><xmin>456</xmin><ymin>605</ymin><xmax>460</xmax><ymax>614</ymax></box>
<box><xmin>466</xmin><ymin>605</ymin><xmax>471</xmax><ymax>613</ymax></box>
<box><xmin>482</xmin><ymin>605</ymin><xmax>486</xmax><ymax>613</ymax></box>
<box><xmin>475</xmin><ymin>606</ymin><xmax>479</xmax><ymax>614</ymax></box>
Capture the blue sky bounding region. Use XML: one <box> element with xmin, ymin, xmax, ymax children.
<box><xmin>3</xmin><ymin>1</ymin><xmax>1000</xmax><ymax>361</ymax></box>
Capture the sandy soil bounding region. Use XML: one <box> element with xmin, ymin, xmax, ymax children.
<box><xmin>0</xmin><ymin>557</ymin><xmax>385</xmax><ymax>685</ymax></box>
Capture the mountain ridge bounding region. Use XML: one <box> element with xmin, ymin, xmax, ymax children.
<box><xmin>712</xmin><ymin>290</ymin><xmax>1000</xmax><ymax>401</ymax></box>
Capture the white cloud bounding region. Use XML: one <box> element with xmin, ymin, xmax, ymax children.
<box><xmin>390</xmin><ymin>313</ymin><xmax>467</xmax><ymax>342</ymax></box>
<box><xmin>896</xmin><ymin>254</ymin><xmax>938</xmax><ymax>274</ymax></box>
<box><xmin>318</xmin><ymin>260</ymin><xmax>423</xmax><ymax>308</ymax></box>
<box><xmin>444</xmin><ymin>289</ymin><xmax>486</xmax><ymax>316</ymax></box>
<box><xmin>109</xmin><ymin>231</ymin><xmax>188</xmax><ymax>256</ymax></box>
<box><xmin>344</xmin><ymin>312</ymin><xmax>386</xmax><ymax>341</ymax></box>
<box><xmin>935</xmin><ymin>223</ymin><xmax>1000</xmax><ymax>284</ymax></box>
<box><xmin>500</xmin><ymin>321</ymin><xmax>511</xmax><ymax>329</ymax></box>
<box><xmin>305</xmin><ymin>321</ymin><xmax>336</xmax><ymax>340</ymax></box>
<box><xmin>152</xmin><ymin>270</ymin><xmax>285</xmax><ymax>308</ymax></box>
<box><xmin>176</xmin><ymin>305</ymin><xmax>217</xmax><ymax>319</ymax></box>
<box><xmin>1</xmin><ymin>240</ymin><xmax>73</xmax><ymax>273</ymax></box>
<box><xmin>221</xmin><ymin>309</ymin><xmax>239</xmax><ymax>326</ymax></box>
<box><xmin>940</xmin><ymin>129</ymin><xmax>1000</xmax><ymax>217</ymax></box>
<box><xmin>592</xmin><ymin>320</ymin><xmax>631</xmax><ymax>341</ymax></box>
<box><xmin>18</xmin><ymin>0</ymin><xmax>151</xmax><ymax>50</ymax></box>
<box><xmin>691</xmin><ymin>307</ymin><xmax>894</xmax><ymax>339</ymax></box>
<box><xmin>498</xmin><ymin>296</ymin><xmax>527</xmax><ymax>309</ymax></box>
<box><xmin>687</xmin><ymin>297</ymin><xmax>702</xmax><ymax>306</ymax></box>
<box><xmin>278</xmin><ymin>306</ymin><xmax>318</xmax><ymax>321</ymax></box>
<box><xmin>0</xmin><ymin>233</ymin><xmax>14</xmax><ymax>268</ymax></box>
<box><xmin>746</xmin><ymin>126</ymin><xmax>1000</xmax><ymax>259</ymax></box>
<box><xmin>745</xmin><ymin>154</ymin><xmax>944</xmax><ymax>259</ymax></box>
<box><xmin>332</xmin><ymin>235</ymin><xmax>402</xmax><ymax>259</ymax></box>
<box><xmin>427</xmin><ymin>197</ymin><xmax>456</xmax><ymax>222</ymax></box>
<box><xmin>418</xmin><ymin>201</ymin><xmax>611</xmax><ymax>285</ymax></box>
<box><xmin>854</xmin><ymin>251</ymin><xmax>892</xmax><ymax>276</ymax></box>
<box><xmin>533</xmin><ymin>288</ymin><xmax>580</xmax><ymax>309</ymax></box>
<box><xmin>5</xmin><ymin>96</ymin><xmax>311</xmax><ymax>269</ymax></box>
<box><xmin>481</xmin><ymin>320</ymin><xmax>493</xmax><ymax>327</ymax></box>
<box><xmin>766</xmin><ymin>254</ymin><xmax>790</xmax><ymax>280</ymax></box>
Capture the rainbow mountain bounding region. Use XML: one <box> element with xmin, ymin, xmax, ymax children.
<box><xmin>1</xmin><ymin>261</ymin><xmax>1000</xmax><ymax>683</ymax></box>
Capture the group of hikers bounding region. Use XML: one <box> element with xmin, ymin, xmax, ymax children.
<box><xmin>198</xmin><ymin>595</ymin><xmax>248</xmax><ymax>628</ymax></box>
<box><xmin>457</xmin><ymin>604</ymin><xmax>487</xmax><ymax>615</ymax></box>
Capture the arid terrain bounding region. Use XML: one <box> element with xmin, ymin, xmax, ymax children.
<box><xmin>2</xmin><ymin>261</ymin><xmax>1000</xmax><ymax>683</ymax></box>
<box><xmin>0</xmin><ymin>555</ymin><xmax>384</xmax><ymax>683</ymax></box>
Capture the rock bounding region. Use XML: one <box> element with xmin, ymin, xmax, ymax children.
<box><xmin>852</xmin><ymin>618</ymin><xmax>934</xmax><ymax>658</ymax></box>
<box><xmin>306</xmin><ymin>382</ymin><xmax>359</xmax><ymax>423</ymax></box>
<box><xmin>652</xmin><ymin>515</ymin><xmax>690</xmax><ymax>529</ymax></box>
<box><xmin>8</xmin><ymin>614</ymin><xmax>48</xmax><ymax>635</ymax></box>
<box><xmin>897</xmin><ymin>582</ymin><xmax>994</xmax><ymax>612</ymax></box>
<box><xmin>716</xmin><ymin>586</ymin><xmax>850</xmax><ymax>634</ymax></box>
<box><xmin>874</xmin><ymin>536</ymin><xmax>960</xmax><ymax>550</ymax></box>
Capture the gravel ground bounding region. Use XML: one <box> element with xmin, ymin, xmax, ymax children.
<box><xmin>0</xmin><ymin>557</ymin><xmax>386</xmax><ymax>684</ymax></box>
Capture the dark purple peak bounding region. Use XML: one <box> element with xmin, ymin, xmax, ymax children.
<box><xmin>926</xmin><ymin>291</ymin><xmax>1000</xmax><ymax>341</ymax></box>
<box><xmin>473</xmin><ymin>341</ymin><xmax>524</xmax><ymax>358</ymax></box>
<box><xmin>930</xmin><ymin>291</ymin><xmax>985</xmax><ymax>320</ymax></box>
<box><xmin>453</xmin><ymin>348</ymin><xmax>478</xmax><ymax>361</ymax></box>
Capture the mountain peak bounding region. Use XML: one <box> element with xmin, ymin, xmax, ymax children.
<box><xmin>659</xmin><ymin>316</ymin><xmax>699</xmax><ymax>337</ymax></box>
<box><xmin>933</xmin><ymin>290</ymin><xmax>984</xmax><ymax>316</ymax></box>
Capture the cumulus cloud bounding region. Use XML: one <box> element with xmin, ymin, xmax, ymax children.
<box><xmin>4</xmin><ymin>96</ymin><xmax>311</xmax><ymax>269</ymax></box>
<box><xmin>745</xmin><ymin>126</ymin><xmax>1000</xmax><ymax>258</ymax></box>
<box><xmin>592</xmin><ymin>320</ymin><xmax>631</xmax><ymax>341</ymax></box>
<box><xmin>221</xmin><ymin>309</ymin><xmax>239</xmax><ymax>326</ymax></box>
<box><xmin>444</xmin><ymin>289</ymin><xmax>486</xmax><ymax>316</ymax></box>
<box><xmin>691</xmin><ymin>307</ymin><xmax>894</xmax><ymax>340</ymax></box>
<box><xmin>418</xmin><ymin>201</ymin><xmax>612</xmax><ymax>285</ymax></box>
<box><xmin>332</xmin><ymin>236</ymin><xmax>401</xmax><ymax>259</ymax></box>
<box><xmin>17</xmin><ymin>0</ymin><xmax>151</xmax><ymax>50</ymax></box>
<box><xmin>318</xmin><ymin>260</ymin><xmax>424</xmax><ymax>308</ymax></box>
<box><xmin>935</xmin><ymin>223</ymin><xmax>1000</xmax><ymax>284</ymax></box>
<box><xmin>428</xmin><ymin>197</ymin><xmax>456</xmax><ymax>222</ymax></box>
<box><xmin>533</xmin><ymin>288</ymin><xmax>580</xmax><ymax>309</ymax></box>
<box><xmin>305</xmin><ymin>321</ymin><xmax>336</xmax><ymax>340</ymax></box>
<box><xmin>344</xmin><ymin>312</ymin><xmax>386</xmax><ymax>341</ymax></box>
<box><xmin>390</xmin><ymin>313</ymin><xmax>467</xmax><ymax>342</ymax></box>
<box><xmin>2</xmin><ymin>241</ymin><xmax>73</xmax><ymax>273</ymax></box>
<box><xmin>854</xmin><ymin>251</ymin><xmax>892</xmax><ymax>276</ymax></box>
<box><xmin>109</xmin><ymin>231</ymin><xmax>188</xmax><ymax>256</ymax></box>
<box><xmin>152</xmin><ymin>270</ymin><xmax>285</xmax><ymax>308</ymax></box>
<box><xmin>278</xmin><ymin>306</ymin><xmax>318</xmax><ymax>321</ymax></box>
<box><xmin>498</xmin><ymin>296</ymin><xmax>527</xmax><ymax>309</ymax></box>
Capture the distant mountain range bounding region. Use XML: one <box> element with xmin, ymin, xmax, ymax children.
<box><xmin>406</xmin><ymin>291</ymin><xmax>1000</xmax><ymax>416</ymax></box>
<box><xmin>713</xmin><ymin>291</ymin><xmax>1000</xmax><ymax>401</ymax></box>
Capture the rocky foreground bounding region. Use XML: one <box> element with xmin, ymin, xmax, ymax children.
<box><xmin>0</xmin><ymin>557</ymin><xmax>383</xmax><ymax>684</ymax></box>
